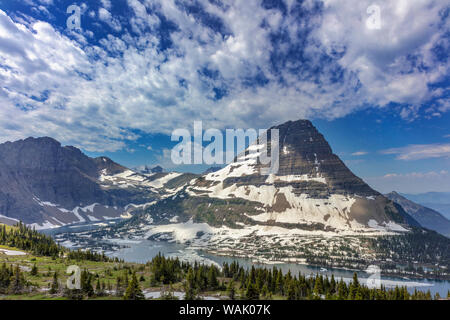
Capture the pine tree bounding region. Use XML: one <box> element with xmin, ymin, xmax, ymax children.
<box><xmin>337</xmin><ymin>278</ymin><xmax>346</xmax><ymax>300</ymax></box>
<box><xmin>49</xmin><ymin>271</ymin><xmax>59</xmax><ymax>294</ymax></box>
<box><xmin>330</xmin><ymin>274</ymin><xmax>336</xmax><ymax>294</ymax></box>
<box><xmin>287</xmin><ymin>280</ymin><xmax>296</xmax><ymax>300</ymax></box>
<box><xmin>261</xmin><ymin>283</ymin><xmax>270</xmax><ymax>299</ymax></box>
<box><xmin>207</xmin><ymin>266</ymin><xmax>218</xmax><ymax>290</ymax></box>
<box><xmin>275</xmin><ymin>270</ymin><xmax>283</xmax><ymax>295</ymax></box>
<box><xmin>245</xmin><ymin>280</ymin><xmax>260</xmax><ymax>300</ymax></box>
<box><xmin>80</xmin><ymin>269</ymin><xmax>94</xmax><ymax>297</ymax></box>
<box><xmin>95</xmin><ymin>278</ymin><xmax>105</xmax><ymax>296</ymax></box>
<box><xmin>30</xmin><ymin>264</ymin><xmax>38</xmax><ymax>276</ymax></box>
<box><xmin>227</xmin><ymin>280</ymin><xmax>236</xmax><ymax>300</ymax></box>
<box><xmin>116</xmin><ymin>276</ymin><xmax>123</xmax><ymax>297</ymax></box>
<box><xmin>313</xmin><ymin>275</ymin><xmax>323</xmax><ymax>297</ymax></box>
<box><xmin>123</xmin><ymin>272</ymin><xmax>145</xmax><ymax>300</ymax></box>
<box><xmin>184</xmin><ymin>267</ymin><xmax>197</xmax><ymax>300</ymax></box>
<box><xmin>8</xmin><ymin>265</ymin><xmax>25</xmax><ymax>294</ymax></box>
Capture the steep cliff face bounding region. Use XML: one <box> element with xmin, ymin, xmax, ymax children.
<box><xmin>386</xmin><ymin>191</ymin><xmax>450</xmax><ymax>237</ymax></box>
<box><xmin>0</xmin><ymin>137</ymin><xmax>173</xmax><ymax>228</ymax></box>
<box><xmin>182</xmin><ymin>119</ymin><xmax>415</xmax><ymax>231</ymax></box>
<box><xmin>101</xmin><ymin>119</ymin><xmax>434</xmax><ymax>267</ymax></box>
<box><xmin>271</xmin><ymin>120</ymin><xmax>376</xmax><ymax>196</ymax></box>
<box><xmin>0</xmin><ymin>122</ymin><xmax>417</xmax><ymax>233</ymax></box>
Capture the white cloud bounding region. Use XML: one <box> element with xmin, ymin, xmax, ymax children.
<box><xmin>316</xmin><ymin>0</ymin><xmax>448</xmax><ymax>104</ymax></box>
<box><xmin>100</xmin><ymin>0</ymin><xmax>111</xmax><ymax>10</ymax></box>
<box><xmin>98</xmin><ymin>8</ymin><xmax>122</xmax><ymax>32</ymax></box>
<box><xmin>0</xmin><ymin>0</ymin><xmax>448</xmax><ymax>152</ymax></box>
<box><xmin>381</xmin><ymin>143</ymin><xmax>450</xmax><ymax>160</ymax></box>
<box><xmin>351</xmin><ymin>151</ymin><xmax>368</xmax><ymax>156</ymax></box>
<box><xmin>366</xmin><ymin>170</ymin><xmax>450</xmax><ymax>193</ymax></box>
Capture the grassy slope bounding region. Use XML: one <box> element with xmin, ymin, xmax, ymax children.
<box><xmin>0</xmin><ymin>223</ymin><xmax>176</xmax><ymax>300</ymax></box>
<box><xmin>0</xmin><ymin>244</ymin><xmax>135</xmax><ymax>299</ymax></box>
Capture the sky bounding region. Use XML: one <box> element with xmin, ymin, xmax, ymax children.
<box><xmin>0</xmin><ymin>0</ymin><xmax>449</xmax><ymax>194</ymax></box>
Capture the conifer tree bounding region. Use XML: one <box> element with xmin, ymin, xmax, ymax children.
<box><xmin>313</xmin><ymin>275</ymin><xmax>323</xmax><ymax>296</ymax></box>
<box><xmin>227</xmin><ymin>280</ymin><xmax>236</xmax><ymax>300</ymax></box>
<box><xmin>123</xmin><ymin>272</ymin><xmax>145</xmax><ymax>300</ymax></box>
<box><xmin>207</xmin><ymin>266</ymin><xmax>218</xmax><ymax>290</ymax></box>
<box><xmin>30</xmin><ymin>264</ymin><xmax>38</xmax><ymax>276</ymax></box>
<box><xmin>8</xmin><ymin>265</ymin><xmax>25</xmax><ymax>294</ymax></box>
<box><xmin>184</xmin><ymin>267</ymin><xmax>197</xmax><ymax>300</ymax></box>
<box><xmin>261</xmin><ymin>283</ymin><xmax>271</xmax><ymax>299</ymax></box>
<box><xmin>245</xmin><ymin>280</ymin><xmax>259</xmax><ymax>300</ymax></box>
<box><xmin>49</xmin><ymin>271</ymin><xmax>59</xmax><ymax>294</ymax></box>
<box><xmin>275</xmin><ymin>270</ymin><xmax>283</xmax><ymax>295</ymax></box>
<box><xmin>286</xmin><ymin>280</ymin><xmax>296</xmax><ymax>300</ymax></box>
<box><xmin>80</xmin><ymin>269</ymin><xmax>94</xmax><ymax>297</ymax></box>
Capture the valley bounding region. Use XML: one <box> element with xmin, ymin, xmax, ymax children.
<box><xmin>1</xmin><ymin>120</ymin><xmax>449</xmax><ymax>298</ymax></box>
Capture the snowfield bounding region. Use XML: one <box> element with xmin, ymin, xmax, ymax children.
<box><xmin>0</xmin><ymin>248</ymin><xmax>27</xmax><ymax>256</ymax></box>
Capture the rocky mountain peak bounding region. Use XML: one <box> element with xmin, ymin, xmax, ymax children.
<box><xmin>239</xmin><ymin>119</ymin><xmax>378</xmax><ymax>197</ymax></box>
<box><xmin>0</xmin><ymin>137</ymin><xmax>160</xmax><ymax>227</ymax></box>
<box><xmin>187</xmin><ymin>119</ymin><xmax>412</xmax><ymax>231</ymax></box>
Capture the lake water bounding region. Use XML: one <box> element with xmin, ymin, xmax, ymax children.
<box><xmin>44</xmin><ymin>223</ymin><xmax>450</xmax><ymax>297</ymax></box>
<box><xmin>108</xmin><ymin>239</ymin><xmax>450</xmax><ymax>297</ymax></box>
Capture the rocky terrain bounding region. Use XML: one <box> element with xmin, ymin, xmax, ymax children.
<box><xmin>81</xmin><ymin>120</ymin><xmax>450</xmax><ymax>274</ymax></box>
<box><xmin>1</xmin><ymin>121</ymin><xmax>449</xmax><ymax>275</ymax></box>
<box><xmin>386</xmin><ymin>191</ymin><xmax>450</xmax><ymax>237</ymax></box>
<box><xmin>0</xmin><ymin>137</ymin><xmax>185</xmax><ymax>229</ymax></box>
<box><xmin>142</xmin><ymin>119</ymin><xmax>419</xmax><ymax>232</ymax></box>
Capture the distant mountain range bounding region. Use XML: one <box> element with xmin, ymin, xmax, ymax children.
<box><xmin>1</xmin><ymin>120</ymin><xmax>449</xmax><ymax>273</ymax></box>
<box><xmin>400</xmin><ymin>192</ymin><xmax>450</xmax><ymax>219</ymax></box>
<box><xmin>134</xmin><ymin>165</ymin><xmax>164</xmax><ymax>174</ymax></box>
<box><xmin>385</xmin><ymin>192</ymin><xmax>450</xmax><ymax>237</ymax></box>
<box><xmin>100</xmin><ymin>119</ymin><xmax>450</xmax><ymax>271</ymax></box>
<box><xmin>0</xmin><ymin>137</ymin><xmax>189</xmax><ymax>229</ymax></box>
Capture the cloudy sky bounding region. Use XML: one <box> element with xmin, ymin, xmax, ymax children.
<box><xmin>0</xmin><ymin>0</ymin><xmax>449</xmax><ymax>193</ymax></box>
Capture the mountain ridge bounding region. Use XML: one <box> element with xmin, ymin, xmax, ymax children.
<box><xmin>0</xmin><ymin>137</ymin><xmax>182</xmax><ymax>229</ymax></box>
<box><xmin>386</xmin><ymin>191</ymin><xmax>450</xmax><ymax>237</ymax></box>
<box><xmin>99</xmin><ymin>120</ymin><xmax>447</xmax><ymax>272</ymax></box>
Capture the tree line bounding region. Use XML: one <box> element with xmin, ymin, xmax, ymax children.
<box><xmin>0</xmin><ymin>222</ymin><xmax>119</xmax><ymax>262</ymax></box>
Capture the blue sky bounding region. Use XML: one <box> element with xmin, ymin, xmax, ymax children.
<box><xmin>0</xmin><ymin>0</ymin><xmax>449</xmax><ymax>193</ymax></box>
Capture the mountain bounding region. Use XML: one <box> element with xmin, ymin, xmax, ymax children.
<box><xmin>400</xmin><ymin>192</ymin><xmax>450</xmax><ymax>219</ymax></box>
<box><xmin>147</xmin><ymin>119</ymin><xmax>417</xmax><ymax>232</ymax></box>
<box><xmin>0</xmin><ymin>137</ymin><xmax>183</xmax><ymax>229</ymax></box>
<box><xmin>135</xmin><ymin>165</ymin><xmax>164</xmax><ymax>174</ymax></box>
<box><xmin>203</xmin><ymin>167</ymin><xmax>223</xmax><ymax>174</ymax></box>
<box><xmin>386</xmin><ymin>191</ymin><xmax>450</xmax><ymax>237</ymax></box>
<box><xmin>107</xmin><ymin>120</ymin><xmax>448</xmax><ymax>269</ymax></box>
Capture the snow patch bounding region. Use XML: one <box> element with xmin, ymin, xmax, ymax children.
<box><xmin>0</xmin><ymin>249</ymin><xmax>27</xmax><ymax>256</ymax></box>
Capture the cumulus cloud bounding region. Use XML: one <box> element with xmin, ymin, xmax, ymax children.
<box><xmin>100</xmin><ymin>0</ymin><xmax>111</xmax><ymax>10</ymax></box>
<box><xmin>314</xmin><ymin>0</ymin><xmax>449</xmax><ymax>107</ymax></box>
<box><xmin>0</xmin><ymin>0</ymin><xmax>449</xmax><ymax>152</ymax></box>
<box><xmin>381</xmin><ymin>143</ymin><xmax>450</xmax><ymax>160</ymax></box>
<box><xmin>351</xmin><ymin>151</ymin><xmax>368</xmax><ymax>156</ymax></box>
<box><xmin>98</xmin><ymin>8</ymin><xmax>122</xmax><ymax>32</ymax></box>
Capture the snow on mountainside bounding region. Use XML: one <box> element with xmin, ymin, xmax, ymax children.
<box><xmin>102</xmin><ymin>120</ymin><xmax>429</xmax><ymax>266</ymax></box>
<box><xmin>386</xmin><ymin>191</ymin><xmax>450</xmax><ymax>237</ymax></box>
<box><xmin>182</xmin><ymin>120</ymin><xmax>416</xmax><ymax>233</ymax></box>
<box><xmin>0</xmin><ymin>137</ymin><xmax>184</xmax><ymax>229</ymax></box>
